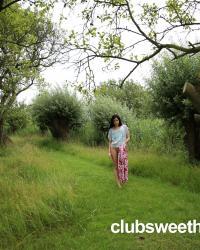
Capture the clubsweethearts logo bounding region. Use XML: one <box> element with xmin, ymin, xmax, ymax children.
<box><xmin>111</xmin><ymin>220</ymin><xmax>200</xmax><ymax>234</ymax></box>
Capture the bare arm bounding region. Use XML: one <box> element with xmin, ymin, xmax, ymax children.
<box><xmin>125</xmin><ymin>131</ymin><xmax>130</xmax><ymax>144</ymax></box>
<box><xmin>108</xmin><ymin>141</ymin><xmax>112</xmax><ymax>159</ymax></box>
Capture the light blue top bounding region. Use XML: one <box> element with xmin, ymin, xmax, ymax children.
<box><xmin>108</xmin><ymin>125</ymin><xmax>129</xmax><ymax>148</ymax></box>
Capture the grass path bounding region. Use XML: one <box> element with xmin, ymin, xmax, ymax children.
<box><xmin>34</xmin><ymin>147</ymin><xmax>200</xmax><ymax>250</ymax></box>
<box><xmin>1</xmin><ymin>138</ymin><xmax>200</xmax><ymax>250</ymax></box>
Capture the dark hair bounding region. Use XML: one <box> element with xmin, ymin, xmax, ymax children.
<box><xmin>110</xmin><ymin>114</ymin><xmax>122</xmax><ymax>128</ymax></box>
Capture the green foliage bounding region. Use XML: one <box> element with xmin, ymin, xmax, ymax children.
<box><xmin>89</xmin><ymin>95</ymin><xmax>134</xmax><ymax>144</ymax></box>
<box><xmin>5</xmin><ymin>101</ymin><xmax>29</xmax><ymax>134</ymax></box>
<box><xmin>128</xmin><ymin>118</ymin><xmax>185</xmax><ymax>154</ymax></box>
<box><xmin>72</xmin><ymin>116</ymin><xmax>186</xmax><ymax>153</ymax></box>
<box><xmin>32</xmin><ymin>86</ymin><xmax>85</xmax><ymax>131</ymax></box>
<box><xmin>0</xmin><ymin>5</ymin><xmax>63</xmax><ymax>102</ymax></box>
<box><xmin>15</xmin><ymin>124</ymin><xmax>41</xmax><ymax>137</ymax></box>
<box><xmin>57</xmin><ymin>0</ymin><xmax>200</xmax><ymax>89</ymax></box>
<box><xmin>70</xmin><ymin>121</ymin><xmax>99</xmax><ymax>146</ymax></box>
<box><xmin>0</xmin><ymin>3</ymin><xmax>65</xmax><ymax>144</ymax></box>
<box><xmin>0</xmin><ymin>1</ymin><xmax>56</xmax><ymax>12</ymax></box>
<box><xmin>96</xmin><ymin>79</ymin><xmax>152</xmax><ymax>118</ymax></box>
<box><xmin>146</xmin><ymin>52</ymin><xmax>200</xmax><ymax>124</ymax></box>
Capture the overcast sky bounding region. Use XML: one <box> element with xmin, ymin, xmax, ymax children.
<box><xmin>17</xmin><ymin>0</ymin><xmax>198</xmax><ymax>104</ymax></box>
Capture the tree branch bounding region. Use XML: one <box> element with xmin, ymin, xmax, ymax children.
<box><xmin>120</xmin><ymin>47</ymin><xmax>163</xmax><ymax>87</ymax></box>
<box><xmin>0</xmin><ymin>0</ymin><xmax>21</xmax><ymax>11</ymax></box>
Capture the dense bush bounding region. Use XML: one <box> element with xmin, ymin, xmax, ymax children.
<box><xmin>146</xmin><ymin>52</ymin><xmax>200</xmax><ymax>160</ymax></box>
<box><xmin>88</xmin><ymin>95</ymin><xmax>134</xmax><ymax>144</ymax></box>
<box><xmin>147</xmin><ymin>52</ymin><xmax>199</xmax><ymax>123</ymax></box>
<box><xmin>96</xmin><ymin>79</ymin><xmax>152</xmax><ymax>118</ymax></box>
<box><xmin>128</xmin><ymin>119</ymin><xmax>185</xmax><ymax>154</ymax></box>
<box><xmin>4</xmin><ymin>102</ymin><xmax>30</xmax><ymax>135</ymax></box>
<box><xmin>15</xmin><ymin>124</ymin><xmax>41</xmax><ymax>136</ymax></box>
<box><xmin>71</xmin><ymin>116</ymin><xmax>186</xmax><ymax>154</ymax></box>
<box><xmin>32</xmin><ymin>86</ymin><xmax>85</xmax><ymax>141</ymax></box>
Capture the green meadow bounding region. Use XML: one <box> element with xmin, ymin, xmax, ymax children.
<box><xmin>1</xmin><ymin>136</ymin><xmax>200</xmax><ymax>249</ymax></box>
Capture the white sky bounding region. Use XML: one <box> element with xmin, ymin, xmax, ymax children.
<box><xmin>17</xmin><ymin>0</ymin><xmax>199</xmax><ymax>104</ymax></box>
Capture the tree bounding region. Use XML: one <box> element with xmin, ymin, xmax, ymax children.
<box><xmin>0</xmin><ymin>0</ymin><xmax>22</xmax><ymax>11</ymax></box>
<box><xmin>5</xmin><ymin>101</ymin><xmax>28</xmax><ymax>134</ymax></box>
<box><xmin>183</xmin><ymin>73</ymin><xmax>200</xmax><ymax>122</ymax></box>
<box><xmin>0</xmin><ymin>4</ymin><xmax>65</xmax><ymax>145</ymax></box>
<box><xmin>59</xmin><ymin>0</ymin><xmax>200</xmax><ymax>89</ymax></box>
<box><xmin>0</xmin><ymin>0</ymin><xmax>55</xmax><ymax>12</ymax></box>
<box><xmin>89</xmin><ymin>95</ymin><xmax>134</xmax><ymax>143</ymax></box>
<box><xmin>32</xmin><ymin>86</ymin><xmax>85</xmax><ymax>141</ymax></box>
<box><xmin>147</xmin><ymin>52</ymin><xmax>200</xmax><ymax>160</ymax></box>
<box><xmin>2</xmin><ymin>1</ymin><xmax>200</xmax><ymax>89</ymax></box>
<box><xmin>96</xmin><ymin>79</ymin><xmax>152</xmax><ymax>118</ymax></box>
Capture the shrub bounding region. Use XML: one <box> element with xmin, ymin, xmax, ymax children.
<box><xmin>31</xmin><ymin>86</ymin><xmax>85</xmax><ymax>141</ymax></box>
<box><xmin>89</xmin><ymin>95</ymin><xmax>134</xmax><ymax>144</ymax></box>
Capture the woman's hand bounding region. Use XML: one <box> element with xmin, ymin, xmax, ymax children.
<box><xmin>108</xmin><ymin>152</ymin><xmax>112</xmax><ymax>159</ymax></box>
<box><xmin>125</xmin><ymin>131</ymin><xmax>130</xmax><ymax>144</ymax></box>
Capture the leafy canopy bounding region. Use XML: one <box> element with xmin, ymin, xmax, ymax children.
<box><xmin>5</xmin><ymin>101</ymin><xmax>29</xmax><ymax>133</ymax></box>
<box><xmin>0</xmin><ymin>0</ymin><xmax>56</xmax><ymax>12</ymax></box>
<box><xmin>2</xmin><ymin>0</ymin><xmax>200</xmax><ymax>91</ymax></box>
<box><xmin>96</xmin><ymin>79</ymin><xmax>151</xmax><ymax>118</ymax></box>
<box><xmin>59</xmin><ymin>0</ymin><xmax>200</xmax><ymax>89</ymax></box>
<box><xmin>146</xmin><ymin>51</ymin><xmax>200</xmax><ymax>125</ymax></box>
<box><xmin>89</xmin><ymin>95</ymin><xmax>134</xmax><ymax>135</ymax></box>
<box><xmin>0</xmin><ymin>3</ymin><xmax>65</xmax><ymax>121</ymax></box>
<box><xmin>32</xmin><ymin>86</ymin><xmax>85</xmax><ymax>129</ymax></box>
<box><xmin>0</xmin><ymin>1</ymin><xmax>67</xmax><ymax>145</ymax></box>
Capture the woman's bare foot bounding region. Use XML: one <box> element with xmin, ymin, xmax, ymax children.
<box><xmin>117</xmin><ymin>182</ymin><xmax>122</xmax><ymax>188</ymax></box>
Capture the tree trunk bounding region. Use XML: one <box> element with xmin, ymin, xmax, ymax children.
<box><xmin>184</xmin><ymin>119</ymin><xmax>195</xmax><ymax>159</ymax></box>
<box><xmin>183</xmin><ymin>82</ymin><xmax>200</xmax><ymax>113</ymax></box>
<box><xmin>183</xmin><ymin>117</ymin><xmax>200</xmax><ymax>161</ymax></box>
<box><xmin>194</xmin><ymin>114</ymin><xmax>200</xmax><ymax>124</ymax></box>
<box><xmin>0</xmin><ymin>119</ymin><xmax>12</xmax><ymax>146</ymax></box>
<box><xmin>183</xmin><ymin>81</ymin><xmax>200</xmax><ymax>160</ymax></box>
<box><xmin>11</xmin><ymin>124</ymin><xmax>17</xmax><ymax>134</ymax></box>
<box><xmin>194</xmin><ymin>122</ymin><xmax>200</xmax><ymax>161</ymax></box>
<box><xmin>50</xmin><ymin>118</ymin><xmax>71</xmax><ymax>142</ymax></box>
<box><xmin>39</xmin><ymin>125</ymin><xmax>46</xmax><ymax>136</ymax></box>
<box><xmin>49</xmin><ymin>126</ymin><xmax>60</xmax><ymax>139</ymax></box>
<box><xmin>0</xmin><ymin>119</ymin><xmax>4</xmax><ymax>146</ymax></box>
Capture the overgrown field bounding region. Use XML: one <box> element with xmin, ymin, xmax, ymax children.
<box><xmin>0</xmin><ymin>136</ymin><xmax>200</xmax><ymax>249</ymax></box>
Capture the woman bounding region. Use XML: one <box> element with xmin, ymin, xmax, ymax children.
<box><xmin>108</xmin><ymin>114</ymin><xmax>130</xmax><ymax>188</ymax></box>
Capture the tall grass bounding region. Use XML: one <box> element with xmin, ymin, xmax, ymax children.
<box><xmin>3</xmin><ymin>123</ymin><xmax>41</xmax><ymax>137</ymax></box>
<box><xmin>28</xmin><ymin>136</ymin><xmax>200</xmax><ymax>194</ymax></box>
<box><xmin>1</xmin><ymin>136</ymin><xmax>200</xmax><ymax>249</ymax></box>
<box><xmin>128</xmin><ymin>119</ymin><xmax>185</xmax><ymax>154</ymax></box>
<box><xmin>14</xmin><ymin>118</ymin><xmax>186</xmax><ymax>156</ymax></box>
<box><xmin>71</xmin><ymin>118</ymin><xmax>186</xmax><ymax>156</ymax></box>
<box><xmin>0</xmin><ymin>139</ymin><xmax>76</xmax><ymax>248</ymax></box>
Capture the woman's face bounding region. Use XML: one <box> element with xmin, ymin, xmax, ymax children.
<box><xmin>113</xmin><ymin>117</ymin><xmax>119</xmax><ymax>127</ymax></box>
